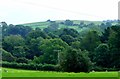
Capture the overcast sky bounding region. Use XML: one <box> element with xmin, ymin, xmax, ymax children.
<box><xmin>0</xmin><ymin>0</ymin><xmax>119</xmax><ymax>24</ymax></box>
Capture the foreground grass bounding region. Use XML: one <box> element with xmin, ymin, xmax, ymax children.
<box><xmin>1</xmin><ymin>68</ymin><xmax>118</xmax><ymax>77</ymax></box>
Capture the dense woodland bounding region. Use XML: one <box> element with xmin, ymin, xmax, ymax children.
<box><xmin>0</xmin><ymin>20</ymin><xmax>120</xmax><ymax>72</ymax></box>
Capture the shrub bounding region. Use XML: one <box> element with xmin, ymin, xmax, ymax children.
<box><xmin>1</xmin><ymin>48</ymin><xmax>16</xmax><ymax>62</ymax></box>
<box><xmin>42</xmin><ymin>64</ymin><xmax>56</xmax><ymax>71</ymax></box>
<box><xmin>16</xmin><ymin>57</ymin><xmax>29</xmax><ymax>63</ymax></box>
<box><xmin>2</xmin><ymin>61</ymin><xmax>57</xmax><ymax>71</ymax></box>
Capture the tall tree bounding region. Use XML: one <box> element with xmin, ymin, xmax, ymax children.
<box><xmin>80</xmin><ymin>31</ymin><xmax>101</xmax><ymax>51</ymax></box>
<box><xmin>94</xmin><ymin>44</ymin><xmax>110</xmax><ymax>67</ymax></box>
<box><xmin>60</xmin><ymin>35</ymin><xmax>76</xmax><ymax>45</ymax></box>
<box><xmin>27</xmin><ymin>28</ymin><xmax>49</xmax><ymax>39</ymax></box>
<box><xmin>44</xmin><ymin>22</ymin><xmax>59</xmax><ymax>33</ymax></box>
<box><xmin>64</xmin><ymin>20</ymin><xmax>73</xmax><ymax>26</ymax></box>
<box><xmin>100</xmin><ymin>27</ymin><xmax>111</xmax><ymax>43</ymax></box>
<box><xmin>3</xmin><ymin>35</ymin><xmax>25</xmax><ymax>57</ymax></box>
<box><xmin>108</xmin><ymin>25</ymin><xmax>120</xmax><ymax>68</ymax></box>
<box><xmin>60</xmin><ymin>28</ymin><xmax>79</xmax><ymax>38</ymax></box>
<box><xmin>39</xmin><ymin>38</ymin><xmax>68</xmax><ymax>64</ymax></box>
<box><xmin>6</xmin><ymin>25</ymin><xmax>32</xmax><ymax>37</ymax></box>
<box><xmin>26</xmin><ymin>37</ymin><xmax>43</xmax><ymax>59</ymax></box>
<box><xmin>59</xmin><ymin>47</ymin><xmax>92</xmax><ymax>72</ymax></box>
<box><xmin>80</xmin><ymin>31</ymin><xmax>101</xmax><ymax>61</ymax></box>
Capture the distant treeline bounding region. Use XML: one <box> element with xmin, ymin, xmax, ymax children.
<box><xmin>0</xmin><ymin>21</ymin><xmax>120</xmax><ymax>72</ymax></box>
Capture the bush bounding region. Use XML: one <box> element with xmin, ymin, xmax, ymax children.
<box><xmin>64</xmin><ymin>20</ymin><xmax>73</xmax><ymax>26</ymax></box>
<box><xmin>1</xmin><ymin>61</ymin><xmax>120</xmax><ymax>71</ymax></box>
<box><xmin>92</xmin><ymin>66</ymin><xmax>120</xmax><ymax>71</ymax></box>
<box><xmin>42</xmin><ymin>64</ymin><xmax>56</xmax><ymax>71</ymax></box>
<box><xmin>2</xmin><ymin>61</ymin><xmax>57</xmax><ymax>71</ymax></box>
<box><xmin>16</xmin><ymin>57</ymin><xmax>29</xmax><ymax>63</ymax></box>
<box><xmin>1</xmin><ymin>48</ymin><xmax>16</xmax><ymax>62</ymax></box>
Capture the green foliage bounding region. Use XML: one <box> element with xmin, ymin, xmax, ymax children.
<box><xmin>1</xmin><ymin>48</ymin><xmax>16</xmax><ymax>62</ymax></box>
<box><xmin>59</xmin><ymin>47</ymin><xmax>92</xmax><ymax>72</ymax></box>
<box><xmin>101</xmin><ymin>27</ymin><xmax>111</xmax><ymax>43</ymax></box>
<box><xmin>71</xmin><ymin>41</ymin><xmax>81</xmax><ymax>49</ymax></box>
<box><xmin>3</xmin><ymin>35</ymin><xmax>25</xmax><ymax>55</ymax></box>
<box><xmin>27</xmin><ymin>28</ymin><xmax>49</xmax><ymax>39</ymax></box>
<box><xmin>39</xmin><ymin>38</ymin><xmax>68</xmax><ymax>64</ymax></box>
<box><xmin>42</xmin><ymin>64</ymin><xmax>56</xmax><ymax>71</ymax></box>
<box><xmin>80</xmin><ymin>31</ymin><xmax>101</xmax><ymax>51</ymax></box>
<box><xmin>2</xmin><ymin>61</ymin><xmax>57</xmax><ymax>71</ymax></box>
<box><xmin>92</xmin><ymin>66</ymin><xmax>120</xmax><ymax>71</ymax></box>
<box><xmin>16</xmin><ymin>57</ymin><xmax>29</xmax><ymax>63</ymax></box>
<box><xmin>1</xmin><ymin>21</ymin><xmax>119</xmax><ymax>72</ymax></box>
<box><xmin>64</xmin><ymin>20</ymin><xmax>73</xmax><ymax>26</ymax></box>
<box><xmin>32</xmin><ymin>56</ymin><xmax>43</xmax><ymax>64</ymax></box>
<box><xmin>25</xmin><ymin>37</ymin><xmax>43</xmax><ymax>59</ymax></box>
<box><xmin>4</xmin><ymin>24</ymin><xmax>32</xmax><ymax>37</ymax></box>
<box><xmin>43</xmin><ymin>22</ymin><xmax>59</xmax><ymax>33</ymax></box>
<box><xmin>12</xmin><ymin>46</ymin><xmax>26</xmax><ymax>58</ymax></box>
<box><xmin>60</xmin><ymin>35</ymin><xmax>76</xmax><ymax>45</ymax></box>
<box><xmin>60</xmin><ymin>28</ymin><xmax>79</xmax><ymax>38</ymax></box>
<box><xmin>94</xmin><ymin>44</ymin><xmax>110</xmax><ymax>67</ymax></box>
<box><xmin>1</xmin><ymin>22</ymin><xmax>8</xmax><ymax>36</ymax></box>
<box><xmin>47</xmin><ymin>32</ymin><xmax>59</xmax><ymax>38</ymax></box>
<box><xmin>108</xmin><ymin>25</ymin><xmax>120</xmax><ymax>68</ymax></box>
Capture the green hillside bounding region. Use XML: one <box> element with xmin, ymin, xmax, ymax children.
<box><xmin>19</xmin><ymin>20</ymin><xmax>118</xmax><ymax>35</ymax></box>
<box><xmin>21</xmin><ymin>21</ymin><xmax>50</xmax><ymax>29</ymax></box>
<box><xmin>21</xmin><ymin>20</ymin><xmax>102</xmax><ymax>29</ymax></box>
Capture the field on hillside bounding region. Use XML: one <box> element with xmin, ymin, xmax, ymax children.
<box><xmin>1</xmin><ymin>68</ymin><xmax>119</xmax><ymax>78</ymax></box>
<box><xmin>20</xmin><ymin>20</ymin><xmax>103</xmax><ymax>29</ymax></box>
<box><xmin>20</xmin><ymin>20</ymin><xmax>118</xmax><ymax>35</ymax></box>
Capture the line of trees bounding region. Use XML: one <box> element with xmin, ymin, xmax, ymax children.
<box><xmin>1</xmin><ymin>21</ymin><xmax>120</xmax><ymax>72</ymax></box>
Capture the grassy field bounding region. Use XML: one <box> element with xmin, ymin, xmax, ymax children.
<box><xmin>1</xmin><ymin>68</ymin><xmax>119</xmax><ymax>77</ymax></box>
<box><xmin>21</xmin><ymin>21</ymin><xmax>50</xmax><ymax>29</ymax></box>
<box><xmin>20</xmin><ymin>20</ymin><xmax>103</xmax><ymax>29</ymax></box>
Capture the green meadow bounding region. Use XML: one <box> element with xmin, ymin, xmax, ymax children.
<box><xmin>1</xmin><ymin>68</ymin><xmax>119</xmax><ymax>78</ymax></box>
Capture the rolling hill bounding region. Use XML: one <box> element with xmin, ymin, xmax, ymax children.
<box><xmin>19</xmin><ymin>20</ymin><xmax>118</xmax><ymax>35</ymax></box>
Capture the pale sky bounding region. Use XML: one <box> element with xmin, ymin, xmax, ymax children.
<box><xmin>0</xmin><ymin>0</ymin><xmax>119</xmax><ymax>24</ymax></box>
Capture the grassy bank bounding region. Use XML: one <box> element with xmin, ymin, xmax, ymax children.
<box><xmin>1</xmin><ymin>68</ymin><xmax>118</xmax><ymax>77</ymax></box>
